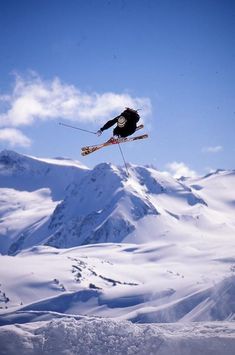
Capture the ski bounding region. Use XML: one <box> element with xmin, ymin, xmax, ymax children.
<box><xmin>81</xmin><ymin>133</ymin><xmax>148</xmax><ymax>156</ymax></box>
<box><xmin>81</xmin><ymin>124</ymin><xmax>144</xmax><ymax>154</ymax></box>
<box><xmin>81</xmin><ymin>124</ymin><xmax>144</xmax><ymax>153</ymax></box>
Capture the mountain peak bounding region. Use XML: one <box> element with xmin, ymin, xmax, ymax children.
<box><xmin>0</xmin><ymin>149</ymin><xmax>24</xmax><ymax>163</ymax></box>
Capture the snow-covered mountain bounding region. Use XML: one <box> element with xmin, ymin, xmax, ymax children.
<box><xmin>1</xmin><ymin>150</ymin><xmax>234</xmax><ymax>256</ymax></box>
<box><xmin>0</xmin><ymin>149</ymin><xmax>235</xmax><ymax>352</ymax></box>
<box><xmin>0</xmin><ymin>150</ymin><xmax>88</xmax><ymax>254</ymax></box>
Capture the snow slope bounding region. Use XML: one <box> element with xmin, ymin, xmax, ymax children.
<box><xmin>0</xmin><ymin>150</ymin><xmax>87</xmax><ymax>198</ymax></box>
<box><xmin>0</xmin><ymin>150</ymin><xmax>88</xmax><ymax>254</ymax></box>
<box><xmin>1</xmin><ymin>240</ymin><xmax>235</xmax><ymax>324</ymax></box>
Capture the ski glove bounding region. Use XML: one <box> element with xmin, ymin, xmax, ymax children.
<box><xmin>96</xmin><ymin>129</ymin><xmax>102</xmax><ymax>137</ymax></box>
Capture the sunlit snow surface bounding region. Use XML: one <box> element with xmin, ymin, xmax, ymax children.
<box><xmin>1</xmin><ymin>243</ymin><xmax>235</xmax><ymax>323</ymax></box>
<box><xmin>0</xmin><ymin>150</ymin><xmax>235</xmax><ymax>353</ymax></box>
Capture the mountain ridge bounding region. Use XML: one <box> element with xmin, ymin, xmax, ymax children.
<box><xmin>0</xmin><ymin>150</ymin><xmax>234</xmax><ymax>254</ymax></box>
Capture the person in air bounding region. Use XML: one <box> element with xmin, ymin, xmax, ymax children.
<box><xmin>96</xmin><ymin>108</ymin><xmax>140</xmax><ymax>139</ymax></box>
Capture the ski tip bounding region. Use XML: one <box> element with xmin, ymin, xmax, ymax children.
<box><xmin>135</xmin><ymin>134</ymin><xmax>148</xmax><ymax>139</ymax></box>
<box><xmin>81</xmin><ymin>146</ymin><xmax>89</xmax><ymax>151</ymax></box>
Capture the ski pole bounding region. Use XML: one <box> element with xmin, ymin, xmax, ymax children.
<box><xmin>59</xmin><ymin>122</ymin><xmax>96</xmax><ymax>135</ymax></box>
<box><xmin>117</xmin><ymin>142</ymin><xmax>129</xmax><ymax>177</ymax></box>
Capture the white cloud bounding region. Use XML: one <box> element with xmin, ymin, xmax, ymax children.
<box><xmin>0</xmin><ymin>72</ymin><xmax>152</xmax><ymax>128</ymax></box>
<box><xmin>166</xmin><ymin>161</ymin><xmax>198</xmax><ymax>179</ymax></box>
<box><xmin>0</xmin><ymin>128</ymin><xmax>31</xmax><ymax>147</ymax></box>
<box><xmin>202</xmin><ymin>145</ymin><xmax>223</xmax><ymax>153</ymax></box>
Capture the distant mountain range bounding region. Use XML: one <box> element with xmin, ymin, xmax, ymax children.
<box><xmin>1</xmin><ymin>149</ymin><xmax>234</xmax><ymax>255</ymax></box>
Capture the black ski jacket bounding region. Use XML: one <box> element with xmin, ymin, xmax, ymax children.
<box><xmin>100</xmin><ymin>109</ymin><xmax>140</xmax><ymax>137</ymax></box>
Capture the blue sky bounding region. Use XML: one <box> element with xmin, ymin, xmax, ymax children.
<box><xmin>0</xmin><ymin>0</ymin><xmax>234</xmax><ymax>176</ymax></box>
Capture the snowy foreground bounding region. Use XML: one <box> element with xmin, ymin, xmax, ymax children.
<box><xmin>1</xmin><ymin>317</ymin><xmax>235</xmax><ymax>355</ymax></box>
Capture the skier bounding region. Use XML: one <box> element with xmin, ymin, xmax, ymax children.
<box><xmin>96</xmin><ymin>108</ymin><xmax>140</xmax><ymax>140</ymax></box>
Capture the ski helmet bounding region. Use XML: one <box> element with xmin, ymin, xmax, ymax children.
<box><xmin>117</xmin><ymin>116</ymin><xmax>127</xmax><ymax>128</ymax></box>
